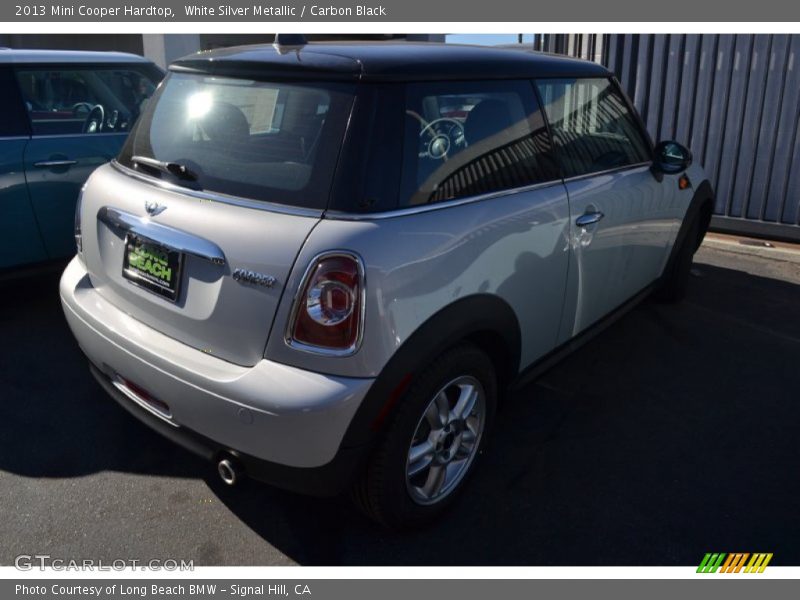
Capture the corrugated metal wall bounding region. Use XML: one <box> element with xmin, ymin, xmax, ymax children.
<box><xmin>542</xmin><ymin>34</ymin><xmax>800</xmax><ymax>241</ymax></box>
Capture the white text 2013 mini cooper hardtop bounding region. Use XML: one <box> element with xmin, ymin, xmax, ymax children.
<box><xmin>61</xmin><ymin>40</ymin><xmax>713</xmax><ymax>527</ymax></box>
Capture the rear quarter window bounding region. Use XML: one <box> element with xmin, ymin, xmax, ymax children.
<box><xmin>399</xmin><ymin>80</ymin><xmax>559</xmax><ymax>207</ymax></box>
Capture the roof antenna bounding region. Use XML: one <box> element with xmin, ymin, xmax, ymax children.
<box><xmin>273</xmin><ymin>34</ymin><xmax>307</xmax><ymax>54</ymax></box>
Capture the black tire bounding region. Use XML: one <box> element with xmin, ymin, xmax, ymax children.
<box><xmin>655</xmin><ymin>214</ymin><xmax>701</xmax><ymax>303</ymax></box>
<box><xmin>352</xmin><ymin>343</ymin><xmax>497</xmax><ymax>529</ymax></box>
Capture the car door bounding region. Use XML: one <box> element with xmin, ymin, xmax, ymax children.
<box><xmin>0</xmin><ymin>66</ymin><xmax>47</xmax><ymax>271</ymax></box>
<box><xmin>536</xmin><ymin>77</ymin><xmax>675</xmax><ymax>339</ymax></box>
<box><xmin>16</xmin><ymin>63</ymin><xmax>161</xmax><ymax>260</ymax></box>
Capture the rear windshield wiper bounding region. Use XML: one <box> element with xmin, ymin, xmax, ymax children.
<box><xmin>131</xmin><ymin>155</ymin><xmax>198</xmax><ymax>182</ymax></box>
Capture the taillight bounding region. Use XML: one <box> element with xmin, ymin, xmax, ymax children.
<box><xmin>287</xmin><ymin>252</ymin><xmax>365</xmax><ymax>354</ymax></box>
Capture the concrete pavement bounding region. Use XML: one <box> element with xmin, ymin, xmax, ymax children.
<box><xmin>1</xmin><ymin>237</ymin><xmax>798</xmax><ymax>565</ymax></box>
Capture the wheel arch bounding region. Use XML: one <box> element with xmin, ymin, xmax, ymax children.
<box><xmin>340</xmin><ymin>294</ymin><xmax>521</xmax><ymax>449</ymax></box>
<box><xmin>694</xmin><ymin>182</ymin><xmax>714</xmax><ymax>249</ymax></box>
<box><xmin>664</xmin><ymin>179</ymin><xmax>714</xmax><ymax>276</ymax></box>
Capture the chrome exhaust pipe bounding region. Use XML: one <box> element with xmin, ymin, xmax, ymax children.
<box><xmin>217</xmin><ymin>457</ymin><xmax>241</xmax><ymax>486</ymax></box>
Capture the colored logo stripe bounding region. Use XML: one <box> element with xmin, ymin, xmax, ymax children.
<box><xmin>745</xmin><ymin>553</ymin><xmax>773</xmax><ymax>573</ymax></box>
<box><xmin>697</xmin><ymin>553</ymin><xmax>773</xmax><ymax>573</ymax></box>
<box><xmin>697</xmin><ymin>553</ymin><xmax>726</xmax><ymax>573</ymax></box>
<box><xmin>720</xmin><ymin>553</ymin><xmax>748</xmax><ymax>573</ymax></box>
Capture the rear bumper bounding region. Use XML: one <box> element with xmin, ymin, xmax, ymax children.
<box><xmin>88</xmin><ymin>362</ymin><xmax>369</xmax><ymax>496</ymax></box>
<box><xmin>60</xmin><ymin>256</ymin><xmax>375</xmax><ymax>494</ymax></box>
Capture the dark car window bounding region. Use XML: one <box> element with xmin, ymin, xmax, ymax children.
<box><xmin>0</xmin><ymin>67</ymin><xmax>30</xmax><ymax>137</ymax></box>
<box><xmin>399</xmin><ymin>80</ymin><xmax>559</xmax><ymax>207</ymax></box>
<box><xmin>535</xmin><ymin>77</ymin><xmax>651</xmax><ymax>178</ymax></box>
<box><xmin>118</xmin><ymin>72</ymin><xmax>355</xmax><ymax>210</ymax></box>
<box><xmin>15</xmin><ymin>65</ymin><xmax>161</xmax><ymax>136</ymax></box>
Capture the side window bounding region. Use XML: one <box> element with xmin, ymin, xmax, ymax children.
<box><xmin>14</xmin><ymin>65</ymin><xmax>160</xmax><ymax>136</ymax></box>
<box><xmin>399</xmin><ymin>80</ymin><xmax>558</xmax><ymax>207</ymax></box>
<box><xmin>0</xmin><ymin>67</ymin><xmax>30</xmax><ymax>137</ymax></box>
<box><xmin>535</xmin><ymin>78</ymin><xmax>651</xmax><ymax>178</ymax></box>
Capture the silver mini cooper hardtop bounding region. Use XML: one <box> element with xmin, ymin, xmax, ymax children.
<box><xmin>61</xmin><ymin>40</ymin><xmax>713</xmax><ymax>527</ymax></box>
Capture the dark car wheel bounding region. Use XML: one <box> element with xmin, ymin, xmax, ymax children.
<box><xmin>353</xmin><ymin>343</ymin><xmax>497</xmax><ymax>529</ymax></box>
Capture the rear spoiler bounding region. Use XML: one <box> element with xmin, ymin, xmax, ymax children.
<box><xmin>171</xmin><ymin>46</ymin><xmax>362</xmax><ymax>82</ymax></box>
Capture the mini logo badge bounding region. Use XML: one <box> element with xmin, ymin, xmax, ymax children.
<box><xmin>232</xmin><ymin>269</ymin><xmax>277</xmax><ymax>288</ymax></box>
<box><xmin>145</xmin><ymin>201</ymin><xmax>166</xmax><ymax>216</ymax></box>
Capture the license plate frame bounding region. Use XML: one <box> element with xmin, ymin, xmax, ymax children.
<box><xmin>122</xmin><ymin>234</ymin><xmax>184</xmax><ymax>302</ymax></box>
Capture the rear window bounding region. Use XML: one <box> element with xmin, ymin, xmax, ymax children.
<box><xmin>118</xmin><ymin>73</ymin><xmax>355</xmax><ymax>210</ymax></box>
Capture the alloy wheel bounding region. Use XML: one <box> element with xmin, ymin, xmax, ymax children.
<box><xmin>404</xmin><ymin>375</ymin><xmax>486</xmax><ymax>505</ymax></box>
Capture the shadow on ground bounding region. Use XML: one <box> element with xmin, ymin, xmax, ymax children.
<box><xmin>0</xmin><ymin>272</ymin><xmax>208</xmax><ymax>481</ymax></box>
<box><xmin>1</xmin><ymin>259</ymin><xmax>799</xmax><ymax>565</ymax></box>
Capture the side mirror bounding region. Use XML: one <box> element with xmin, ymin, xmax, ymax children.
<box><xmin>652</xmin><ymin>140</ymin><xmax>692</xmax><ymax>175</ymax></box>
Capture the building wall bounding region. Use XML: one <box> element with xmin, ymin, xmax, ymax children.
<box><xmin>547</xmin><ymin>34</ymin><xmax>800</xmax><ymax>241</ymax></box>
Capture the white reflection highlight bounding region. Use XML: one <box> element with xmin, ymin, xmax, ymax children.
<box><xmin>187</xmin><ymin>92</ymin><xmax>213</xmax><ymax>119</ymax></box>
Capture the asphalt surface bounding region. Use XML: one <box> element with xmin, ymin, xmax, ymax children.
<box><xmin>1</xmin><ymin>239</ymin><xmax>799</xmax><ymax>566</ymax></box>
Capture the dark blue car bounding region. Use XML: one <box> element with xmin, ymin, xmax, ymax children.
<box><xmin>0</xmin><ymin>49</ymin><xmax>162</xmax><ymax>273</ymax></box>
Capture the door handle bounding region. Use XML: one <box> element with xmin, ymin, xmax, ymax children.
<box><xmin>34</xmin><ymin>159</ymin><xmax>78</xmax><ymax>168</ymax></box>
<box><xmin>576</xmin><ymin>211</ymin><xmax>605</xmax><ymax>227</ymax></box>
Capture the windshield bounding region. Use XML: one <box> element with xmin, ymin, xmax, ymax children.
<box><xmin>118</xmin><ymin>72</ymin><xmax>355</xmax><ymax>209</ymax></box>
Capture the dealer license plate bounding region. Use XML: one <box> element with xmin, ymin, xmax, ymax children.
<box><xmin>122</xmin><ymin>234</ymin><xmax>184</xmax><ymax>302</ymax></box>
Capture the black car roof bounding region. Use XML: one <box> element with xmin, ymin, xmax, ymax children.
<box><xmin>171</xmin><ymin>42</ymin><xmax>611</xmax><ymax>82</ymax></box>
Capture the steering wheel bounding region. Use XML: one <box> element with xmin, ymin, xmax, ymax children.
<box><xmin>71</xmin><ymin>102</ymin><xmax>94</xmax><ymax>118</ymax></box>
<box><xmin>418</xmin><ymin>117</ymin><xmax>467</xmax><ymax>161</ymax></box>
<box><xmin>82</xmin><ymin>104</ymin><xmax>105</xmax><ymax>134</ymax></box>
